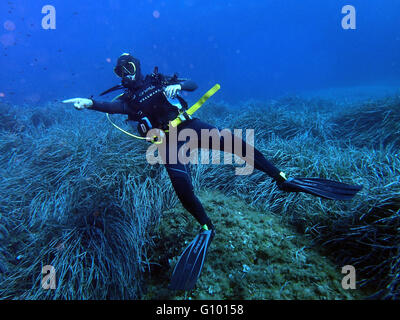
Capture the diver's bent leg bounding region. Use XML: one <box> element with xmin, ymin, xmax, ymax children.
<box><xmin>243</xmin><ymin>141</ymin><xmax>284</xmax><ymax>182</ymax></box>
<box><xmin>165</xmin><ymin>162</ymin><xmax>212</xmax><ymax>227</ymax></box>
<box><xmin>185</xmin><ymin>119</ymin><xmax>285</xmax><ymax>183</ymax></box>
<box><xmin>223</xmin><ymin>136</ymin><xmax>285</xmax><ymax>182</ymax></box>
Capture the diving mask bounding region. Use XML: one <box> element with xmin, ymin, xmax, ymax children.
<box><xmin>114</xmin><ymin>61</ymin><xmax>137</xmax><ymax>78</ymax></box>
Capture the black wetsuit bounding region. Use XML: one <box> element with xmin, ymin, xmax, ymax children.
<box><xmin>90</xmin><ymin>76</ymin><xmax>283</xmax><ymax>229</ymax></box>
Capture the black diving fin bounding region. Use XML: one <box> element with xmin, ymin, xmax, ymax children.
<box><xmin>279</xmin><ymin>177</ymin><xmax>363</xmax><ymax>200</ymax></box>
<box><xmin>169</xmin><ymin>228</ymin><xmax>213</xmax><ymax>291</ymax></box>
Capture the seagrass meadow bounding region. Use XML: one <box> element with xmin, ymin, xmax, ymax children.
<box><xmin>0</xmin><ymin>88</ymin><xmax>399</xmax><ymax>300</ymax></box>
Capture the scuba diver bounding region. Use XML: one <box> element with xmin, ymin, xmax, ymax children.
<box><xmin>63</xmin><ymin>53</ymin><xmax>362</xmax><ymax>291</ymax></box>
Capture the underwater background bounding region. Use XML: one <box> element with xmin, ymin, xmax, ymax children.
<box><xmin>1</xmin><ymin>0</ymin><xmax>400</xmax><ymax>104</ymax></box>
<box><xmin>0</xmin><ymin>0</ymin><xmax>399</xmax><ymax>300</ymax></box>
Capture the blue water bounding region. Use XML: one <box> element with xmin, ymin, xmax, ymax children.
<box><xmin>0</xmin><ymin>0</ymin><xmax>399</xmax><ymax>105</ymax></box>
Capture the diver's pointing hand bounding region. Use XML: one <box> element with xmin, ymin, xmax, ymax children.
<box><xmin>62</xmin><ymin>98</ymin><xmax>93</xmax><ymax>110</ymax></box>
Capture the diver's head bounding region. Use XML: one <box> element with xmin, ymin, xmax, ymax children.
<box><xmin>114</xmin><ymin>53</ymin><xmax>142</xmax><ymax>88</ymax></box>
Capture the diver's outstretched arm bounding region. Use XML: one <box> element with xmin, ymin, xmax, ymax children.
<box><xmin>63</xmin><ymin>98</ymin><xmax>130</xmax><ymax>115</ymax></box>
<box><xmin>89</xmin><ymin>99</ymin><xmax>130</xmax><ymax>115</ymax></box>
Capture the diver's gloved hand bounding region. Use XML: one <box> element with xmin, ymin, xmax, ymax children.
<box><xmin>62</xmin><ymin>98</ymin><xmax>93</xmax><ymax>110</ymax></box>
<box><xmin>164</xmin><ymin>84</ymin><xmax>182</xmax><ymax>98</ymax></box>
